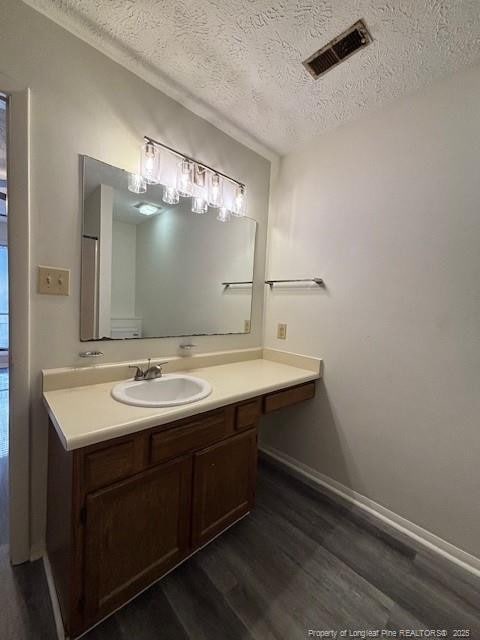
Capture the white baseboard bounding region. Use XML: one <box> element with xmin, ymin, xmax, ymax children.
<box><xmin>260</xmin><ymin>445</ymin><xmax>480</xmax><ymax>579</ymax></box>
<box><xmin>43</xmin><ymin>554</ymin><xmax>67</xmax><ymax>640</ymax></box>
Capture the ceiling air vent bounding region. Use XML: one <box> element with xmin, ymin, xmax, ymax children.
<box><xmin>303</xmin><ymin>19</ymin><xmax>372</xmax><ymax>80</ymax></box>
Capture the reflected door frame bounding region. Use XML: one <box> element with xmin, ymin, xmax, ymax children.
<box><xmin>0</xmin><ymin>216</ymin><xmax>8</xmax><ymax>368</ymax></box>
<box><xmin>0</xmin><ymin>75</ymin><xmax>31</xmax><ymax>565</ymax></box>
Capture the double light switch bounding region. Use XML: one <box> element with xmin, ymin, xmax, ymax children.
<box><xmin>38</xmin><ymin>266</ymin><xmax>70</xmax><ymax>296</ymax></box>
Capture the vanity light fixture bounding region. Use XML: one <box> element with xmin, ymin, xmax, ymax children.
<box><xmin>141</xmin><ymin>141</ymin><xmax>160</xmax><ymax>184</ymax></box>
<box><xmin>132</xmin><ymin>136</ymin><xmax>247</xmax><ymax>218</ymax></box>
<box><xmin>162</xmin><ymin>186</ymin><xmax>179</xmax><ymax>205</ymax></box>
<box><xmin>128</xmin><ymin>173</ymin><xmax>147</xmax><ymax>194</ymax></box>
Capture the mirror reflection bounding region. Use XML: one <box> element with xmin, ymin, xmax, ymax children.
<box><xmin>80</xmin><ymin>157</ymin><xmax>256</xmax><ymax>340</ymax></box>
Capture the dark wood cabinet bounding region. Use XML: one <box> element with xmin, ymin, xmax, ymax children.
<box><xmin>192</xmin><ymin>429</ymin><xmax>257</xmax><ymax>548</ymax></box>
<box><xmin>46</xmin><ymin>381</ymin><xmax>315</xmax><ymax>637</ymax></box>
<box><xmin>83</xmin><ymin>456</ymin><xmax>192</xmax><ymax>623</ymax></box>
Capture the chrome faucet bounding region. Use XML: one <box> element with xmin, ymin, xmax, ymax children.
<box><xmin>129</xmin><ymin>359</ymin><xmax>169</xmax><ymax>381</ymax></box>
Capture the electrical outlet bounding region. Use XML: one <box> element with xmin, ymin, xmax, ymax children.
<box><xmin>244</xmin><ymin>319</ymin><xmax>251</xmax><ymax>333</ymax></box>
<box><xmin>277</xmin><ymin>323</ymin><xmax>287</xmax><ymax>340</ymax></box>
<box><xmin>38</xmin><ymin>266</ymin><xmax>70</xmax><ymax>295</ymax></box>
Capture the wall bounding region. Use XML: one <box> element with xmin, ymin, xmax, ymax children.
<box><xmin>111</xmin><ymin>220</ymin><xmax>136</xmax><ymax>320</ymax></box>
<box><xmin>262</xmin><ymin>63</ymin><xmax>480</xmax><ymax>559</ymax></box>
<box><xmin>0</xmin><ymin>0</ymin><xmax>271</xmax><ymax>554</ymax></box>
<box><xmin>135</xmin><ymin>208</ymin><xmax>255</xmax><ymax>337</ymax></box>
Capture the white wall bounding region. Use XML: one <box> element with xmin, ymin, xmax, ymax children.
<box><xmin>135</xmin><ymin>209</ymin><xmax>255</xmax><ymax>337</ymax></box>
<box><xmin>262</xmin><ymin>63</ymin><xmax>480</xmax><ymax>558</ymax></box>
<box><xmin>111</xmin><ymin>220</ymin><xmax>136</xmax><ymax>319</ymax></box>
<box><xmin>0</xmin><ymin>0</ymin><xmax>270</xmax><ymax>553</ymax></box>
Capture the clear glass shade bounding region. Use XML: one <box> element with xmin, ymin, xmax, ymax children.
<box><xmin>128</xmin><ymin>173</ymin><xmax>147</xmax><ymax>194</ymax></box>
<box><xmin>140</xmin><ymin>141</ymin><xmax>160</xmax><ymax>184</ymax></box>
<box><xmin>192</xmin><ymin>195</ymin><xmax>208</xmax><ymax>214</ymax></box>
<box><xmin>216</xmin><ymin>206</ymin><xmax>231</xmax><ymax>222</ymax></box>
<box><xmin>208</xmin><ymin>172</ymin><xmax>223</xmax><ymax>208</ymax></box>
<box><xmin>232</xmin><ymin>184</ymin><xmax>246</xmax><ymax>217</ymax></box>
<box><xmin>162</xmin><ymin>186</ymin><xmax>179</xmax><ymax>205</ymax></box>
<box><xmin>176</xmin><ymin>159</ymin><xmax>194</xmax><ymax>197</ymax></box>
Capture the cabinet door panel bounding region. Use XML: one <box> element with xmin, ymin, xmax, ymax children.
<box><xmin>83</xmin><ymin>457</ymin><xmax>192</xmax><ymax>623</ymax></box>
<box><xmin>192</xmin><ymin>429</ymin><xmax>257</xmax><ymax>548</ymax></box>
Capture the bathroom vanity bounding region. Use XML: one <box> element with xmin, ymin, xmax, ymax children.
<box><xmin>43</xmin><ymin>351</ymin><xmax>321</xmax><ymax>637</ymax></box>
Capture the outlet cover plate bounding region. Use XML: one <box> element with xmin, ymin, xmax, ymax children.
<box><xmin>38</xmin><ymin>266</ymin><xmax>70</xmax><ymax>295</ymax></box>
<box><xmin>277</xmin><ymin>323</ymin><xmax>287</xmax><ymax>340</ymax></box>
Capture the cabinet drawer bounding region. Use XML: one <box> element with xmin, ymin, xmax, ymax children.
<box><xmin>84</xmin><ymin>440</ymin><xmax>137</xmax><ymax>492</ymax></box>
<box><xmin>235</xmin><ymin>399</ymin><xmax>262</xmax><ymax>432</ymax></box>
<box><xmin>263</xmin><ymin>382</ymin><xmax>315</xmax><ymax>413</ymax></box>
<box><xmin>150</xmin><ymin>410</ymin><xmax>228</xmax><ymax>464</ymax></box>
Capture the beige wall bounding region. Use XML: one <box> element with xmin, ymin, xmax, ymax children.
<box><xmin>0</xmin><ymin>0</ymin><xmax>270</xmax><ymax>553</ymax></box>
<box><xmin>262</xmin><ymin>63</ymin><xmax>480</xmax><ymax>559</ymax></box>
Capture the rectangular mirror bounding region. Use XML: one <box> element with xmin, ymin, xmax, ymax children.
<box><xmin>80</xmin><ymin>156</ymin><xmax>256</xmax><ymax>340</ymax></box>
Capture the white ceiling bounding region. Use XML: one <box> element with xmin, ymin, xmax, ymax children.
<box><xmin>24</xmin><ymin>0</ymin><xmax>480</xmax><ymax>156</ymax></box>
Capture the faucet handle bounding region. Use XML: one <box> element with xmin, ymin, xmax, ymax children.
<box><xmin>128</xmin><ymin>365</ymin><xmax>144</xmax><ymax>380</ymax></box>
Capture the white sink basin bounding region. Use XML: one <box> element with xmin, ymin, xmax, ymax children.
<box><xmin>112</xmin><ymin>374</ymin><xmax>212</xmax><ymax>408</ymax></box>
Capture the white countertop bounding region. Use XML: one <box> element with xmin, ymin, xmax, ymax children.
<box><xmin>43</xmin><ymin>357</ymin><xmax>321</xmax><ymax>451</ymax></box>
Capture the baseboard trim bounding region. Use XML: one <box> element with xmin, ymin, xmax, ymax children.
<box><xmin>43</xmin><ymin>554</ymin><xmax>67</xmax><ymax>640</ymax></box>
<box><xmin>260</xmin><ymin>445</ymin><xmax>480</xmax><ymax>579</ymax></box>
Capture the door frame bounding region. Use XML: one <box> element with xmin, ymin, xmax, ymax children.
<box><xmin>0</xmin><ymin>71</ymin><xmax>31</xmax><ymax>564</ymax></box>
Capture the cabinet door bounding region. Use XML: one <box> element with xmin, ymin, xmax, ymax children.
<box><xmin>192</xmin><ymin>429</ymin><xmax>257</xmax><ymax>548</ymax></box>
<box><xmin>83</xmin><ymin>456</ymin><xmax>192</xmax><ymax>623</ymax></box>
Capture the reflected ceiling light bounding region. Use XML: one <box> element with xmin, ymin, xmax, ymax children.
<box><xmin>162</xmin><ymin>185</ymin><xmax>179</xmax><ymax>205</ymax></box>
<box><xmin>128</xmin><ymin>173</ymin><xmax>147</xmax><ymax>194</ymax></box>
<box><xmin>141</xmin><ymin>141</ymin><xmax>160</xmax><ymax>184</ymax></box>
<box><xmin>177</xmin><ymin>159</ymin><xmax>194</xmax><ymax>197</ymax></box>
<box><xmin>135</xmin><ymin>202</ymin><xmax>159</xmax><ymax>216</ymax></box>
<box><xmin>232</xmin><ymin>184</ymin><xmax>246</xmax><ymax>217</ymax></box>
<box><xmin>208</xmin><ymin>172</ymin><xmax>223</xmax><ymax>208</ymax></box>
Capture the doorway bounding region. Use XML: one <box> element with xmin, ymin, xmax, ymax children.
<box><xmin>0</xmin><ymin>94</ymin><xmax>8</xmax><ymax>546</ymax></box>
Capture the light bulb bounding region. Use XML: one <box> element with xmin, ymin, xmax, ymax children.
<box><xmin>176</xmin><ymin>159</ymin><xmax>193</xmax><ymax>197</ymax></box>
<box><xmin>232</xmin><ymin>184</ymin><xmax>246</xmax><ymax>217</ymax></box>
<box><xmin>140</xmin><ymin>141</ymin><xmax>160</xmax><ymax>184</ymax></box>
<box><xmin>208</xmin><ymin>172</ymin><xmax>223</xmax><ymax>208</ymax></box>
<box><xmin>192</xmin><ymin>196</ymin><xmax>208</xmax><ymax>214</ymax></box>
<box><xmin>128</xmin><ymin>173</ymin><xmax>147</xmax><ymax>194</ymax></box>
<box><xmin>216</xmin><ymin>206</ymin><xmax>231</xmax><ymax>222</ymax></box>
<box><xmin>162</xmin><ymin>186</ymin><xmax>179</xmax><ymax>205</ymax></box>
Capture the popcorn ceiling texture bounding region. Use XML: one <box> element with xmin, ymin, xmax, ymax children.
<box><xmin>22</xmin><ymin>0</ymin><xmax>480</xmax><ymax>155</ymax></box>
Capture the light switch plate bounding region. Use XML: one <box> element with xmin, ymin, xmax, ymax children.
<box><xmin>38</xmin><ymin>266</ymin><xmax>70</xmax><ymax>295</ymax></box>
<box><xmin>277</xmin><ymin>323</ymin><xmax>287</xmax><ymax>340</ymax></box>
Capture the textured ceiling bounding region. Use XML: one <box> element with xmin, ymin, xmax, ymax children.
<box><xmin>23</xmin><ymin>0</ymin><xmax>480</xmax><ymax>156</ymax></box>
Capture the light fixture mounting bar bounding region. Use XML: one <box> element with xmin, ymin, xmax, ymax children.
<box><xmin>143</xmin><ymin>136</ymin><xmax>245</xmax><ymax>189</ymax></box>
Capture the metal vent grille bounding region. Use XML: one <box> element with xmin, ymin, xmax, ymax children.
<box><xmin>303</xmin><ymin>20</ymin><xmax>372</xmax><ymax>80</ymax></box>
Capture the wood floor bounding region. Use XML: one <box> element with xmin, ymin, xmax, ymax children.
<box><xmin>1</xmin><ymin>458</ymin><xmax>480</xmax><ymax>639</ymax></box>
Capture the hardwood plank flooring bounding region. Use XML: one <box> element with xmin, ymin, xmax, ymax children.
<box><xmin>1</xmin><ymin>458</ymin><xmax>479</xmax><ymax>639</ymax></box>
<box><xmin>81</xmin><ymin>460</ymin><xmax>480</xmax><ymax>640</ymax></box>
